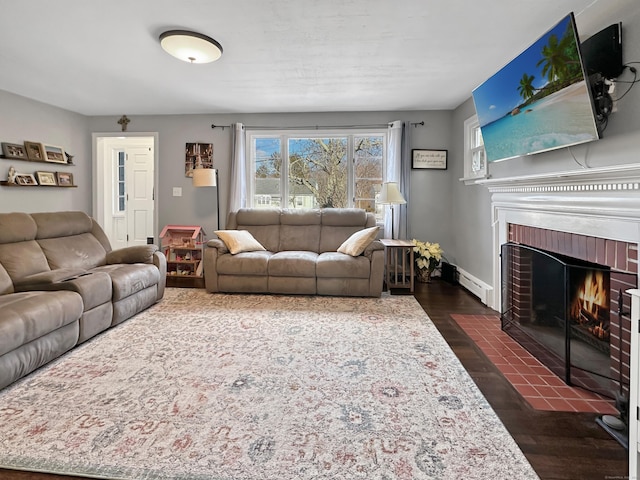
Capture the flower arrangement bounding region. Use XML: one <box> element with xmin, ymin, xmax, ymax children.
<box><xmin>411</xmin><ymin>239</ymin><xmax>444</xmax><ymax>282</ymax></box>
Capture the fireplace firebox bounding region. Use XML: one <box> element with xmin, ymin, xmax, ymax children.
<box><xmin>501</xmin><ymin>242</ymin><xmax>634</xmax><ymax>398</ymax></box>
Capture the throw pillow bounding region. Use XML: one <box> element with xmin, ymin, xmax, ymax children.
<box><xmin>337</xmin><ymin>226</ymin><xmax>379</xmax><ymax>256</ymax></box>
<box><xmin>215</xmin><ymin>230</ymin><xmax>266</xmax><ymax>255</ymax></box>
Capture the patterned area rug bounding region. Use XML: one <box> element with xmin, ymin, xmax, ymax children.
<box><xmin>0</xmin><ymin>289</ymin><xmax>539</xmax><ymax>479</ymax></box>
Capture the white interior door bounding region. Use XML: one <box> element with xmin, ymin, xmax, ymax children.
<box><xmin>126</xmin><ymin>146</ymin><xmax>154</xmax><ymax>247</ymax></box>
<box><xmin>94</xmin><ymin>135</ymin><xmax>156</xmax><ymax>250</ymax></box>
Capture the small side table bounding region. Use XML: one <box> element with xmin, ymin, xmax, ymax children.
<box><xmin>379</xmin><ymin>239</ymin><xmax>414</xmax><ymax>293</ymax></box>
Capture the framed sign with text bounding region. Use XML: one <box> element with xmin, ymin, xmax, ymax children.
<box><xmin>411</xmin><ymin>149</ymin><xmax>448</xmax><ymax>170</ymax></box>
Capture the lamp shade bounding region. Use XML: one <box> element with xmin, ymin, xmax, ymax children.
<box><xmin>378</xmin><ymin>182</ymin><xmax>406</xmax><ymax>205</ymax></box>
<box><xmin>192</xmin><ymin>168</ymin><xmax>217</xmax><ymax>187</ymax></box>
<box><xmin>159</xmin><ymin>30</ymin><xmax>223</xmax><ymax>64</ymax></box>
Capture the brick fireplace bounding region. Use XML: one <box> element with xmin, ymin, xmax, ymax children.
<box><xmin>481</xmin><ymin>163</ymin><xmax>640</xmax><ymax>398</ymax></box>
<box><xmin>502</xmin><ymin>225</ymin><xmax>637</xmax><ymax>398</ymax></box>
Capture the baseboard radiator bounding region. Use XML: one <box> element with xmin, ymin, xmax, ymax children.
<box><xmin>456</xmin><ymin>267</ymin><xmax>493</xmax><ymax>306</ymax></box>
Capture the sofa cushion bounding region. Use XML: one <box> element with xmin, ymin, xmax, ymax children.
<box><xmin>0</xmin><ymin>291</ymin><xmax>82</xmax><ymax>356</ymax></box>
<box><xmin>232</xmin><ymin>209</ymin><xmax>281</xmax><ymax>253</ymax></box>
<box><xmin>269</xmin><ymin>251</ymin><xmax>318</xmax><ymax>277</ymax></box>
<box><xmin>321</xmin><ymin>208</ymin><xmax>367</xmax><ymax>226</ymax></box>
<box><xmin>37</xmin><ymin>233</ymin><xmax>107</xmax><ymax>270</ymax></box>
<box><xmin>32</xmin><ymin>211</ymin><xmax>93</xmax><ymax>239</ymax></box>
<box><xmin>317</xmin><ymin>252</ymin><xmax>371</xmax><ymax>278</ymax></box>
<box><xmin>215</xmin><ymin>230</ymin><xmax>266</xmax><ymax>255</ymax></box>
<box><xmin>337</xmin><ymin>226</ymin><xmax>379</xmax><ymax>256</ymax></box>
<box><xmin>91</xmin><ymin>263</ymin><xmax>160</xmax><ymax>301</ymax></box>
<box><xmin>217</xmin><ymin>251</ymin><xmax>273</xmax><ymax>275</ymax></box>
<box><xmin>0</xmin><ymin>240</ymin><xmax>51</xmax><ymax>281</ymax></box>
<box><xmin>279</xmin><ymin>209</ymin><xmax>322</xmax><ymax>252</ymax></box>
<box><xmin>0</xmin><ymin>212</ymin><xmax>37</xmax><ymax>244</ymax></box>
<box><xmin>319</xmin><ymin>208</ymin><xmax>373</xmax><ymax>252</ymax></box>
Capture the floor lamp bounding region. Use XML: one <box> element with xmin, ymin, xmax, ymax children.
<box><xmin>378</xmin><ymin>182</ymin><xmax>406</xmax><ymax>240</ymax></box>
<box><xmin>192</xmin><ymin>167</ymin><xmax>220</xmax><ymax>230</ymax></box>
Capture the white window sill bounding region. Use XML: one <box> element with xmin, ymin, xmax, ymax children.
<box><xmin>459</xmin><ymin>175</ymin><xmax>487</xmax><ymax>185</ymax></box>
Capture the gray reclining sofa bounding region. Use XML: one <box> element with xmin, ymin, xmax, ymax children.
<box><xmin>0</xmin><ymin>211</ymin><xmax>166</xmax><ymax>389</ymax></box>
<box><xmin>204</xmin><ymin>208</ymin><xmax>384</xmax><ymax>297</ymax></box>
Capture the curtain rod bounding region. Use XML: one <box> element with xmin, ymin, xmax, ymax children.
<box><xmin>210</xmin><ymin>121</ymin><xmax>424</xmax><ymax>131</ymax></box>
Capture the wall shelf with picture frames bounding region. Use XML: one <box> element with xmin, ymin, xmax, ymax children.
<box><xmin>1</xmin><ymin>140</ymin><xmax>76</xmax><ymax>187</ymax></box>
<box><xmin>0</xmin><ymin>170</ymin><xmax>75</xmax><ymax>187</ymax></box>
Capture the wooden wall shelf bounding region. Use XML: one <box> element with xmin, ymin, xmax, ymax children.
<box><xmin>0</xmin><ymin>181</ymin><xmax>77</xmax><ymax>188</ymax></box>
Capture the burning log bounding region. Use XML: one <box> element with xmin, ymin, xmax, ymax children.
<box><xmin>588</xmin><ymin>321</ymin><xmax>610</xmax><ymax>341</ymax></box>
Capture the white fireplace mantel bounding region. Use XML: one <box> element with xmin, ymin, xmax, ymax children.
<box><xmin>477</xmin><ymin>162</ymin><xmax>640</xmax><ymax>193</ymax></box>
<box><xmin>481</xmin><ymin>163</ymin><xmax>640</xmax><ymax>310</ymax></box>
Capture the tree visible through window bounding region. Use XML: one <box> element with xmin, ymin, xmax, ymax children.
<box><xmin>249</xmin><ymin>132</ymin><xmax>385</xmax><ymax>215</ymax></box>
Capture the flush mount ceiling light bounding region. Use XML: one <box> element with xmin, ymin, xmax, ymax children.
<box><xmin>159</xmin><ymin>30</ymin><xmax>223</xmax><ymax>64</ymax></box>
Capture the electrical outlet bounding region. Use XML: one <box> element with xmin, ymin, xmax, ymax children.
<box><xmin>173</xmin><ymin>187</ymin><xmax>182</xmax><ymax>197</ymax></box>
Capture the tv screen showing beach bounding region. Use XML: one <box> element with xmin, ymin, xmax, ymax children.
<box><xmin>472</xmin><ymin>13</ymin><xmax>600</xmax><ymax>163</ymax></box>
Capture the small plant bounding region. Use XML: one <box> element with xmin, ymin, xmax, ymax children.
<box><xmin>411</xmin><ymin>239</ymin><xmax>443</xmax><ymax>282</ymax></box>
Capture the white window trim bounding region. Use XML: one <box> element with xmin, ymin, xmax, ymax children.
<box><xmin>460</xmin><ymin>114</ymin><xmax>488</xmax><ymax>185</ymax></box>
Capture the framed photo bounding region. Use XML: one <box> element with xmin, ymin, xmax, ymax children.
<box><xmin>43</xmin><ymin>144</ymin><xmax>67</xmax><ymax>164</ymax></box>
<box><xmin>15</xmin><ymin>173</ymin><xmax>38</xmax><ymax>185</ymax></box>
<box><xmin>56</xmin><ymin>171</ymin><xmax>74</xmax><ymax>186</ymax></box>
<box><xmin>1</xmin><ymin>142</ymin><xmax>28</xmax><ymax>160</ymax></box>
<box><xmin>24</xmin><ymin>141</ymin><xmax>46</xmax><ymax>161</ymax></box>
<box><xmin>36</xmin><ymin>171</ymin><xmax>57</xmax><ymax>186</ymax></box>
<box><xmin>185</xmin><ymin>142</ymin><xmax>213</xmax><ymax>177</ymax></box>
<box><xmin>411</xmin><ymin>149</ymin><xmax>448</xmax><ymax>170</ymax></box>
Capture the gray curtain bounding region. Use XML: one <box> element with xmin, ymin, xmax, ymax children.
<box><xmin>399</xmin><ymin>121</ymin><xmax>412</xmax><ymax>240</ymax></box>
<box><xmin>385</xmin><ymin>120</ymin><xmax>411</xmax><ymax>239</ymax></box>
<box><xmin>228</xmin><ymin>123</ymin><xmax>246</xmax><ymax>218</ymax></box>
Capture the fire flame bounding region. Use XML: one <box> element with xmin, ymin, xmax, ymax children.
<box><xmin>578</xmin><ymin>271</ymin><xmax>607</xmax><ymax>313</ymax></box>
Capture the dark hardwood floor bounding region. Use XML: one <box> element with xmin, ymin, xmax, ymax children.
<box><xmin>413</xmin><ymin>279</ymin><xmax>628</xmax><ymax>480</ymax></box>
<box><xmin>1</xmin><ymin>281</ymin><xmax>629</xmax><ymax>480</ymax></box>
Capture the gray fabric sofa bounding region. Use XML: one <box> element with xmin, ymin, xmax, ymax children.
<box><xmin>204</xmin><ymin>208</ymin><xmax>384</xmax><ymax>297</ymax></box>
<box><xmin>0</xmin><ymin>211</ymin><xmax>166</xmax><ymax>389</ymax></box>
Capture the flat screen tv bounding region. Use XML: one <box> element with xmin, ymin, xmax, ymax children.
<box><xmin>472</xmin><ymin>13</ymin><xmax>600</xmax><ymax>163</ymax></box>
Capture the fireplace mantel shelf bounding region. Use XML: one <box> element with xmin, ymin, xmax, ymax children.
<box><xmin>477</xmin><ymin>162</ymin><xmax>640</xmax><ymax>193</ymax></box>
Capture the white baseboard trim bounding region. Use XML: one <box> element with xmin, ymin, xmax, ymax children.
<box><xmin>457</xmin><ymin>267</ymin><xmax>493</xmax><ymax>306</ymax></box>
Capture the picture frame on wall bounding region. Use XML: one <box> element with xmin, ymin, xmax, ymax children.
<box><xmin>185</xmin><ymin>143</ymin><xmax>213</xmax><ymax>177</ymax></box>
<box><xmin>411</xmin><ymin>149</ymin><xmax>448</xmax><ymax>170</ymax></box>
<box><xmin>1</xmin><ymin>142</ymin><xmax>28</xmax><ymax>160</ymax></box>
<box><xmin>15</xmin><ymin>173</ymin><xmax>38</xmax><ymax>185</ymax></box>
<box><xmin>35</xmin><ymin>171</ymin><xmax>57</xmax><ymax>186</ymax></box>
<box><xmin>56</xmin><ymin>171</ymin><xmax>74</xmax><ymax>186</ymax></box>
<box><xmin>24</xmin><ymin>141</ymin><xmax>46</xmax><ymax>161</ymax></box>
<box><xmin>43</xmin><ymin>144</ymin><xmax>67</xmax><ymax>164</ymax></box>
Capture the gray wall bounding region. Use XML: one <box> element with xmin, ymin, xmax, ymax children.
<box><xmin>0</xmin><ymin>90</ymin><xmax>91</xmax><ymax>214</ymax></box>
<box><xmin>1</xmin><ymin>0</ymin><xmax>637</xmax><ymax>294</ymax></box>
<box><xmin>88</xmin><ymin>111</ymin><xmax>454</xmax><ymax>249</ymax></box>
<box><xmin>448</xmin><ymin>2</ymin><xmax>640</xmax><ymax>287</ymax></box>
<box><xmin>450</xmin><ymin>98</ymin><xmax>494</xmax><ymax>282</ymax></box>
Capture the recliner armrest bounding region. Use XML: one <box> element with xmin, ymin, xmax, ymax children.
<box><xmin>106</xmin><ymin>245</ymin><xmax>159</xmax><ymax>264</ymax></box>
<box><xmin>363</xmin><ymin>240</ymin><xmax>384</xmax><ymax>255</ymax></box>
<box><xmin>207</xmin><ymin>238</ymin><xmax>229</xmax><ymax>254</ymax></box>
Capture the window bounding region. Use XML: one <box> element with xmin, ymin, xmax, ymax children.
<box><xmin>115</xmin><ymin>151</ymin><xmax>126</xmax><ymax>212</ymax></box>
<box><xmin>462</xmin><ymin>115</ymin><xmax>487</xmax><ymax>183</ymax></box>
<box><xmin>248</xmin><ymin>131</ymin><xmax>385</xmax><ymax>217</ymax></box>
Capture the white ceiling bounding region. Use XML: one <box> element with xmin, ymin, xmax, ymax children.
<box><xmin>0</xmin><ymin>0</ymin><xmax>633</xmax><ymax>116</ymax></box>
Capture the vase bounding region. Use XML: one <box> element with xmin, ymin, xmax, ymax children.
<box><xmin>417</xmin><ymin>268</ymin><xmax>432</xmax><ymax>283</ymax></box>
